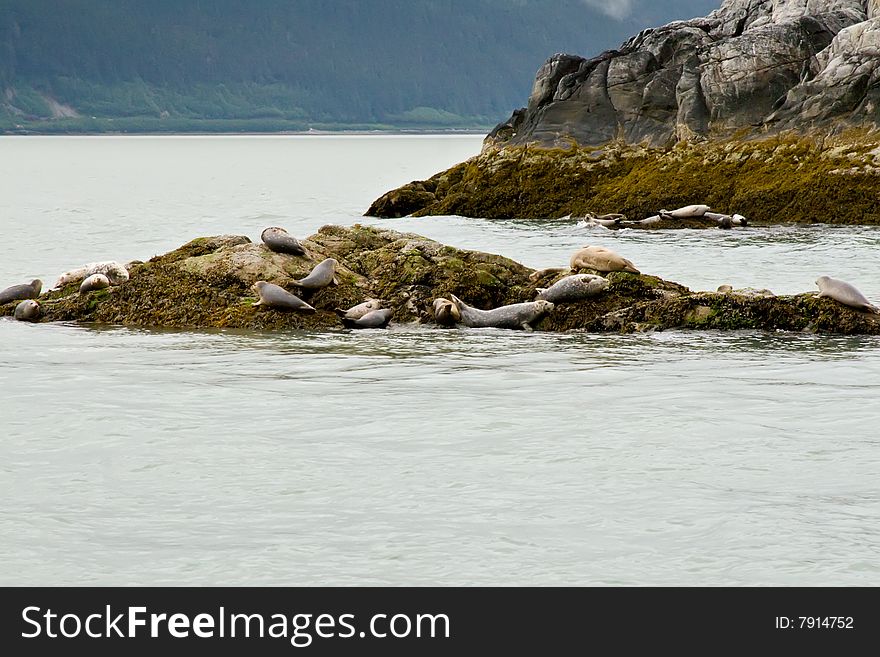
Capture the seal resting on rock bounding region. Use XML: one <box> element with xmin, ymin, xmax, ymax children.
<box><xmin>659</xmin><ymin>204</ymin><xmax>710</xmax><ymax>219</ymax></box>
<box><xmin>815</xmin><ymin>276</ymin><xmax>879</xmax><ymax>313</ymax></box>
<box><xmin>570</xmin><ymin>246</ymin><xmax>639</xmax><ymax>274</ymax></box>
<box><xmin>536</xmin><ymin>274</ymin><xmax>608</xmax><ymax>303</ymax></box>
<box><xmin>335</xmin><ymin>299</ymin><xmax>383</xmax><ymax>320</ymax></box>
<box><xmin>56</xmin><ymin>262</ymin><xmax>129</xmax><ymax>288</ymax></box>
<box><xmin>341</xmin><ymin>308</ymin><xmax>393</xmax><ymax>329</ymax></box>
<box><xmin>261</xmin><ymin>227</ymin><xmax>306</xmax><ymax>256</ymax></box>
<box><xmin>13</xmin><ymin>299</ymin><xmax>41</xmax><ymax>322</ymax></box>
<box><xmin>0</xmin><ymin>279</ymin><xmax>42</xmax><ymax>305</ymax></box>
<box><xmin>79</xmin><ymin>273</ymin><xmax>111</xmax><ymax>294</ymax></box>
<box><xmin>292</xmin><ymin>258</ymin><xmax>338</xmax><ymax>290</ymax></box>
<box><xmin>432</xmin><ymin>297</ymin><xmax>461</xmax><ymax>327</ymax></box>
<box><xmin>252</xmin><ymin>281</ymin><xmax>316</xmax><ymax>312</ymax></box>
<box><xmin>450</xmin><ymin>295</ymin><xmax>554</xmax><ymax>330</ymax></box>
<box><xmin>529</xmin><ymin>267</ymin><xmax>569</xmax><ymax>282</ymax></box>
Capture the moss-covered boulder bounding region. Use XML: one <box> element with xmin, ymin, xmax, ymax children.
<box><xmin>366</xmin><ymin>132</ymin><xmax>880</xmax><ymax>226</ymax></box>
<box><xmin>2</xmin><ymin>224</ymin><xmax>878</xmax><ymax>335</ymax></box>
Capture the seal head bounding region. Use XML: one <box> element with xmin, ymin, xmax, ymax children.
<box><xmin>13</xmin><ymin>299</ymin><xmax>41</xmax><ymax>322</ymax></box>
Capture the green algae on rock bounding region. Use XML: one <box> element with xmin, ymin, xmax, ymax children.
<box><xmin>2</xmin><ymin>225</ymin><xmax>879</xmax><ymax>335</ymax></box>
<box><xmin>366</xmin><ymin>133</ymin><xmax>880</xmax><ymax>225</ymax></box>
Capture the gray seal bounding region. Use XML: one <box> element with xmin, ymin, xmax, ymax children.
<box><xmin>658</xmin><ymin>204</ymin><xmax>710</xmax><ymax>219</ymax></box>
<box><xmin>252</xmin><ymin>281</ymin><xmax>316</xmax><ymax>312</ymax></box>
<box><xmin>292</xmin><ymin>258</ymin><xmax>338</xmax><ymax>290</ymax></box>
<box><xmin>13</xmin><ymin>299</ymin><xmax>41</xmax><ymax>322</ymax></box>
<box><xmin>341</xmin><ymin>308</ymin><xmax>393</xmax><ymax>329</ymax></box>
<box><xmin>335</xmin><ymin>299</ymin><xmax>383</xmax><ymax>320</ymax></box>
<box><xmin>815</xmin><ymin>276</ymin><xmax>879</xmax><ymax>313</ymax></box>
<box><xmin>0</xmin><ymin>279</ymin><xmax>42</xmax><ymax>305</ymax></box>
<box><xmin>79</xmin><ymin>273</ymin><xmax>111</xmax><ymax>294</ymax></box>
<box><xmin>536</xmin><ymin>274</ymin><xmax>608</xmax><ymax>303</ymax></box>
<box><xmin>261</xmin><ymin>227</ymin><xmax>306</xmax><ymax>256</ymax></box>
<box><xmin>570</xmin><ymin>246</ymin><xmax>640</xmax><ymax>274</ymax></box>
<box><xmin>450</xmin><ymin>295</ymin><xmax>554</xmax><ymax>330</ymax></box>
<box><xmin>432</xmin><ymin>297</ymin><xmax>461</xmax><ymax>327</ymax></box>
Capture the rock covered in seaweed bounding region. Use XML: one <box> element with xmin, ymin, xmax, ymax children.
<box><xmin>366</xmin><ymin>133</ymin><xmax>880</xmax><ymax>223</ymax></box>
<box><xmin>1</xmin><ymin>225</ymin><xmax>878</xmax><ymax>335</ymax></box>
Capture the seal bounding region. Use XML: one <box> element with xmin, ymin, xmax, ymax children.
<box><xmin>659</xmin><ymin>204</ymin><xmax>710</xmax><ymax>219</ymax></box>
<box><xmin>536</xmin><ymin>274</ymin><xmax>608</xmax><ymax>303</ymax></box>
<box><xmin>292</xmin><ymin>258</ymin><xmax>338</xmax><ymax>290</ymax></box>
<box><xmin>570</xmin><ymin>246</ymin><xmax>640</xmax><ymax>274</ymax></box>
<box><xmin>450</xmin><ymin>295</ymin><xmax>554</xmax><ymax>330</ymax></box>
<box><xmin>13</xmin><ymin>299</ymin><xmax>41</xmax><ymax>322</ymax></box>
<box><xmin>341</xmin><ymin>308</ymin><xmax>393</xmax><ymax>329</ymax></box>
<box><xmin>79</xmin><ymin>273</ymin><xmax>111</xmax><ymax>294</ymax></box>
<box><xmin>334</xmin><ymin>299</ymin><xmax>383</xmax><ymax>320</ymax></box>
<box><xmin>815</xmin><ymin>276</ymin><xmax>879</xmax><ymax>313</ymax></box>
<box><xmin>529</xmin><ymin>267</ymin><xmax>569</xmax><ymax>283</ymax></box>
<box><xmin>261</xmin><ymin>227</ymin><xmax>306</xmax><ymax>256</ymax></box>
<box><xmin>0</xmin><ymin>279</ymin><xmax>42</xmax><ymax>305</ymax></box>
<box><xmin>56</xmin><ymin>261</ymin><xmax>129</xmax><ymax>288</ymax></box>
<box><xmin>580</xmin><ymin>212</ymin><xmax>625</xmax><ymax>228</ymax></box>
<box><xmin>432</xmin><ymin>297</ymin><xmax>461</xmax><ymax>327</ymax></box>
<box><xmin>252</xmin><ymin>281</ymin><xmax>316</xmax><ymax>312</ymax></box>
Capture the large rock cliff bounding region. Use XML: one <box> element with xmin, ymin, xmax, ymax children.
<box><xmin>487</xmin><ymin>0</ymin><xmax>880</xmax><ymax>149</ymax></box>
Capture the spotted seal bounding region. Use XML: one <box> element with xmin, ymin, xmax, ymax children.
<box><xmin>261</xmin><ymin>227</ymin><xmax>306</xmax><ymax>256</ymax></box>
<box><xmin>0</xmin><ymin>279</ymin><xmax>42</xmax><ymax>305</ymax></box>
<box><xmin>292</xmin><ymin>258</ymin><xmax>338</xmax><ymax>290</ymax></box>
<box><xmin>570</xmin><ymin>246</ymin><xmax>640</xmax><ymax>274</ymax></box>
<box><xmin>13</xmin><ymin>299</ymin><xmax>41</xmax><ymax>322</ymax></box>
<box><xmin>341</xmin><ymin>308</ymin><xmax>393</xmax><ymax>329</ymax></box>
<box><xmin>536</xmin><ymin>274</ymin><xmax>609</xmax><ymax>303</ymax></box>
<box><xmin>450</xmin><ymin>295</ymin><xmax>554</xmax><ymax>330</ymax></box>
<box><xmin>335</xmin><ymin>299</ymin><xmax>383</xmax><ymax>320</ymax></box>
<box><xmin>815</xmin><ymin>276</ymin><xmax>879</xmax><ymax>313</ymax></box>
<box><xmin>79</xmin><ymin>273</ymin><xmax>111</xmax><ymax>294</ymax></box>
<box><xmin>432</xmin><ymin>297</ymin><xmax>461</xmax><ymax>327</ymax></box>
<box><xmin>252</xmin><ymin>281</ymin><xmax>316</xmax><ymax>312</ymax></box>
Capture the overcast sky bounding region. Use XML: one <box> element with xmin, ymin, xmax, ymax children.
<box><xmin>581</xmin><ymin>0</ymin><xmax>634</xmax><ymax>20</ymax></box>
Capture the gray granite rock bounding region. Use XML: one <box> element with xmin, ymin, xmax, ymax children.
<box><xmin>486</xmin><ymin>0</ymin><xmax>879</xmax><ymax>149</ymax></box>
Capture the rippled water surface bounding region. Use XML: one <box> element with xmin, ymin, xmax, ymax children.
<box><xmin>1</xmin><ymin>135</ymin><xmax>879</xmax><ymax>585</ymax></box>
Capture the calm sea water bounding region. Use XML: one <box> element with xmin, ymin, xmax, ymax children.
<box><xmin>1</xmin><ymin>135</ymin><xmax>878</xmax><ymax>586</ymax></box>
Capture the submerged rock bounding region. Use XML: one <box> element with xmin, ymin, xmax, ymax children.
<box><xmin>1</xmin><ymin>225</ymin><xmax>878</xmax><ymax>335</ymax></box>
